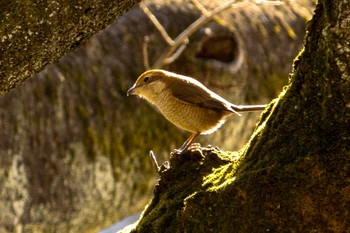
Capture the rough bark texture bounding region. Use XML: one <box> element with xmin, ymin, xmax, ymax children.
<box><xmin>0</xmin><ymin>0</ymin><xmax>315</xmax><ymax>232</ymax></box>
<box><xmin>0</xmin><ymin>0</ymin><xmax>140</xmax><ymax>95</ymax></box>
<box><xmin>125</xmin><ymin>0</ymin><xmax>350</xmax><ymax>232</ymax></box>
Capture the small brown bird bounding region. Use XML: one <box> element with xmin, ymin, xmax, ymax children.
<box><xmin>127</xmin><ymin>69</ymin><xmax>266</xmax><ymax>153</ymax></box>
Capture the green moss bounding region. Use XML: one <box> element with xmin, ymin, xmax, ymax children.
<box><xmin>273</xmin><ymin>25</ymin><xmax>281</xmax><ymax>34</ymax></box>
<box><xmin>202</xmin><ymin>151</ymin><xmax>240</xmax><ymax>192</ymax></box>
<box><xmin>86</xmin><ymin>126</ymin><xmax>98</xmax><ymax>160</ymax></box>
<box><xmin>257</xmin><ymin>23</ymin><xmax>268</xmax><ymax>38</ymax></box>
<box><xmin>130</xmin><ymin>148</ymin><xmax>233</xmax><ymax>233</ymax></box>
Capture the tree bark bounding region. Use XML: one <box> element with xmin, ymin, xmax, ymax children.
<box><xmin>126</xmin><ymin>0</ymin><xmax>350</xmax><ymax>232</ymax></box>
<box><xmin>0</xmin><ymin>0</ymin><xmax>140</xmax><ymax>95</ymax></box>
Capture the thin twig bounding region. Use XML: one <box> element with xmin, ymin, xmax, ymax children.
<box><xmin>192</xmin><ymin>0</ymin><xmax>229</xmax><ymax>28</ymax></box>
<box><xmin>192</xmin><ymin>0</ymin><xmax>210</xmax><ymax>16</ymax></box>
<box><xmin>256</xmin><ymin>0</ymin><xmax>286</xmax><ymax>6</ymax></box>
<box><xmin>140</xmin><ymin>2</ymin><xmax>174</xmax><ymax>46</ymax></box>
<box><xmin>149</xmin><ymin>150</ymin><xmax>160</xmax><ymax>174</ymax></box>
<box><xmin>163</xmin><ymin>38</ymin><xmax>189</xmax><ymax>65</ymax></box>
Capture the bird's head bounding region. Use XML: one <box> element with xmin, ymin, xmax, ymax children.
<box><xmin>127</xmin><ymin>69</ymin><xmax>170</xmax><ymax>102</ymax></box>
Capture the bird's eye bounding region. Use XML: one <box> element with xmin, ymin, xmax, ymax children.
<box><xmin>144</xmin><ymin>77</ymin><xmax>149</xmax><ymax>83</ymax></box>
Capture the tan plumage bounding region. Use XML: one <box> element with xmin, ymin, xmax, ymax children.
<box><xmin>127</xmin><ymin>69</ymin><xmax>266</xmax><ymax>153</ymax></box>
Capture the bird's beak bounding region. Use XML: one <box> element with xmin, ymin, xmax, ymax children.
<box><xmin>126</xmin><ymin>85</ymin><xmax>136</xmax><ymax>96</ymax></box>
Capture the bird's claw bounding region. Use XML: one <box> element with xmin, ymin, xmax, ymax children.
<box><xmin>170</xmin><ymin>149</ymin><xmax>183</xmax><ymax>158</ymax></box>
<box><xmin>188</xmin><ymin>143</ymin><xmax>201</xmax><ymax>151</ymax></box>
<box><xmin>171</xmin><ymin>143</ymin><xmax>202</xmax><ymax>156</ymax></box>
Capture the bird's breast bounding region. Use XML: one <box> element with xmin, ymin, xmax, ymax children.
<box><xmin>155</xmin><ymin>90</ymin><xmax>231</xmax><ymax>134</ymax></box>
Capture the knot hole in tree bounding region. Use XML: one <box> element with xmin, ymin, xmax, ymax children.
<box><xmin>196</xmin><ymin>24</ymin><xmax>242</xmax><ymax>68</ymax></box>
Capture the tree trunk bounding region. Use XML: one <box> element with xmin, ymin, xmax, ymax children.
<box><xmin>0</xmin><ymin>0</ymin><xmax>140</xmax><ymax>95</ymax></box>
<box><xmin>0</xmin><ymin>0</ymin><xmax>315</xmax><ymax>232</ymax></box>
<box><xmin>126</xmin><ymin>1</ymin><xmax>350</xmax><ymax>232</ymax></box>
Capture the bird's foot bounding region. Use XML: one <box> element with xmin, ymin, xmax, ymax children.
<box><xmin>170</xmin><ymin>143</ymin><xmax>202</xmax><ymax>159</ymax></box>
<box><xmin>170</xmin><ymin>149</ymin><xmax>184</xmax><ymax>158</ymax></box>
<box><xmin>188</xmin><ymin>143</ymin><xmax>202</xmax><ymax>151</ymax></box>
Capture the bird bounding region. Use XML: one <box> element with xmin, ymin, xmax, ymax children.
<box><xmin>127</xmin><ymin>69</ymin><xmax>267</xmax><ymax>154</ymax></box>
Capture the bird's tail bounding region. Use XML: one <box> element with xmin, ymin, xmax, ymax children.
<box><xmin>230</xmin><ymin>104</ymin><xmax>267</xmax><ymax>115</ymax></box>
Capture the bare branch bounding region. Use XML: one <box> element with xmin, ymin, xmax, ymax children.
<box><xmin>255</xmin><ymin>0</ymin><xmax>286</xmax><ymax>6</ymax></box>
<box><xmin>192</xmin><ymin>0</ymin><xmax>210</xmax><ymax>16</ymax></box>
<box><xmin>140</xmin><ymin>2</ymin><xmax>174</xmax><ymax>46</ymax></box>
<box><xmin>162</xmin><ymin>38</ymin><xmax>189</xmax><ymax>66</ymax></box>
<box><xmin>152</xmin><ymin>0</ymin><xmax>250</xmax><ymax>68</ymax></box>
<box><xmin>149</xmin><ymin>150</ymin><xmax>160</xmax><ymax>174</ymax></box>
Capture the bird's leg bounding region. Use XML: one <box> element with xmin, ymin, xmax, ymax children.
<box><xmin>174</xmin><ymin>132</ymin><xmax>200</xmax><ymax>154</ymax></box>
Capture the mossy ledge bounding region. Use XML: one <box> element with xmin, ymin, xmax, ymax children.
<box><xmin>122</xmin><ymin>1</ymin><xmax>349</xmax><ymax>232</ymax></box>
<box><xmin>125</xmin><ymin>137</ymin><xmax>348</xmax><ymax>232</ymax></box>
<box><xmin>131</xmin><ymin>147</ymin><xmax>241</xmax><ymax>233</ymax></box>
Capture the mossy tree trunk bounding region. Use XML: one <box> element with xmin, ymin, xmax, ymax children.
<box><xmin>127</xmin><ymin>1</ymin><xmax>350</xmax><ymax>232</ymax></box>
<box><xmin>0</xmin><ymin>1</ymin><xmax>314</xmax><ymax>232</ymax></box>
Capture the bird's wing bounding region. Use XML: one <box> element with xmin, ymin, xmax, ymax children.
<box><xmin>169</xmin><ymin>78</ymin><xmax>234</xmax><ymax>112</ymax></box>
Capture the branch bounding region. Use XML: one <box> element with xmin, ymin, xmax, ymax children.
<box><xmin>149</xmin><ymin>150</ymin><xmax>160</xmax><ymax>174</ymax></box>
<box><xmin>152</xmin><ymin>0</ymin><xmax>249</xmax><ymax>68</ymax></box>
<box><xmin>192</xmin><ymin>0</ymin><xmax>210</xmax><ymax>16</ymax></box>
<box><xmin>140</xmin><ymin>1</ymin><xmax>174</xmax><ymax>46</ymax></box>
